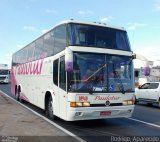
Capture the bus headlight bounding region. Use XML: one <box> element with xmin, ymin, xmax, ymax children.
<box><xmin>70</xmin><ymin>102</ymin><xmax>90</xmax><ymax>107</ymax></box>
<box><xmin>123</xmin><ymin>100</ymin><xmax>134</xmax><ymax>105</ymax></box>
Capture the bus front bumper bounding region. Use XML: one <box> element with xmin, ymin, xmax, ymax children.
<box><xmin>0</xmin><ymin>79</ymin><xmax>9</xmax><ymax>83</ymax></box>
<box><xmin>66</xmin><ymin>105</ymin><xmax>134</xmax><ymax>121</ymax></box>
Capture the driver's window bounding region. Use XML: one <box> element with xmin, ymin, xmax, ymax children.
<box><xmin>140</xmin><ymin>83</ymin><xmax>150</xmax><ymax>89</ymax></box>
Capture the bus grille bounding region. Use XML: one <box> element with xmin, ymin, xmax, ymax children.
<box><xmin>90</xmin><ymin>103</ymin><xmax>123</xmax><ymax>107</ymax></box>
<box><xmin>0</xmin><ymin>77</ymin><xmax>6</xmax><ymax>80</ymax></box>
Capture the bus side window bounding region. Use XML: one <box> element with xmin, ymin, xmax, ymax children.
<box><xmin>53</xmin><ymin>59</ymin><xmax>58</xmax><ymax>86</ymax></box>
<box><xmin>54</xmin><ymin>25</ymin><xmax>66</xmax><ymax>54</ymax></box>
<box><xmin>59</xmin><ymin>56</ymin><xmax>66</xmax><ymax>90</ymax></box>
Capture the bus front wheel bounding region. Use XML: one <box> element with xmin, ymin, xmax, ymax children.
<box><xmin>46</xmin><ymin>96</ymin><xmax>56</xmax><ymax>120</ymax></box>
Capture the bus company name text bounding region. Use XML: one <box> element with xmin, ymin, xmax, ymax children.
<box><xmin>14</xmin><ymin>59</ymin><xmax>44</xmax><ymax>75</ymax></box>
<box><xmin>95</xmin><ymin>96</ymin><xmax>120</xmax><ymax>101</ymax></box>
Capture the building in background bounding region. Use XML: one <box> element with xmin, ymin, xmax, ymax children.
<box><xmin>134</xmin><ymin>57</ymin><xmax>160</xmax><ymax>87</ymax></box>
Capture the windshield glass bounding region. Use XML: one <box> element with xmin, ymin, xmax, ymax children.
<box><xmin>0</xmin><ymin>70</ymin><xmax>9</xmax><ymax>75</ymax></box>
<box><xmin>68</xmin><ymin>23</ymin><xmax>131</xmax><ymax>51</ymax></box>
<box><xmin>67</xmin><ymin>53</ymin><xmax>134</xmax><ymax>93</ymax></box>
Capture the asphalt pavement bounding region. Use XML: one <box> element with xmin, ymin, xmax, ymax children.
<box><xmin>0</xmin><ymin>84</ymin><xmax>83</xmax><ymax>142</ymax></box>
<box><xmin>0</xmin><ymin>84</ymin><xmax>160</xmax><ymax>142</ymax></box>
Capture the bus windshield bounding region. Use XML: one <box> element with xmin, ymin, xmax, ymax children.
<box><xmin>0</xmin><ymin>70</ymin><xmax>9</xmax><ymax>75</ymax></box>
<box><xmin>67</xmin><ymin>53</ymin><xmax>134</xmax><ymax>93</ymax></box>
<box><xmin>68</xmin><ymin>23</ymin><xmax>131</xmax><ymax>51</ymax></box>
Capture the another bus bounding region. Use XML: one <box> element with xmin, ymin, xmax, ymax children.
<box><xmin>11</xmin><ymin>20</ymin><xmax>135</xmax><ymax>121</ymax></box>
<box><xmin>0</xmin><ymin>64</ymin><xmax>10</xmax><ymax>84</ymax></box>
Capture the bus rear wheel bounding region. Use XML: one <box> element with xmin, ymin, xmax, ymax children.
<box><xmin>15</xmin><ymin>88</ymin><xmax>23</xmax><ymax>103</ymax></box>
<box><xmin>15</xmin><ymin>89</ymin><xmax>19</xmax><ymax>101</ymax></box>
<box><xmin>46</xmin><ymin>96</ymin><xmax>56</xmax><ymax>120</ymax></box>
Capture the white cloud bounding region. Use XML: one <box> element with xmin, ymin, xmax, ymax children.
<box><xmin>155</xmin><ymin>5</ymin><xmax>160</xmax><ymax>11</ymax></box>
<box><xmin>23</xmin><ymin>26</ymin><xmax>37</xmax><ymax>31</ymax></box>
<box><xmin>100</xmin><ymin>16</ymin><xmax>113</xmax><ymax>23</ymax></box>
<box><xmin>41</xmin><ymin>29</ymin><xmax>49</xmax><ymax>34</ymax></box>
<box><xmin>46</xmin><ymin>9</ymin><xmax>57</xmax><ymax>14</ymax></box>
<box><xmin>128</xmin><ymin>25</ymin><xmax>136</xmax><ymax>30</ymax></box>
<box><xmin>78</xmin><ymin>10</ymin><xmax>94</xmax><ymax>15</ymax></box>
<box><xmin>154</xmin><ymin>0</ymin><xmax>160</xmax><ymax>11</ymax></box>
<box><xmin>127</xmin><ymin>23</ymin><xmax>147</xmax><ymax>30</ymax></box>
<box><xmin>100</xmin><ymin>18</ymin><xmax>108</xmax><ymax>22</ymax></box>
<box><xmin>16</xmin><ymin>44</ymin><xmax>24</xmax><ymax>50</ymax></box>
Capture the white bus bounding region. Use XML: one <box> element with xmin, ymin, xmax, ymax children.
<box><xmin>0</xmin><ymin>64</ymin><xmax>10</xmax><ymax>84</ymax></box>
<box><xmin>11</xmin><ymin>20</ymin><xmax>135</xmax><ymax>121</ymax></box>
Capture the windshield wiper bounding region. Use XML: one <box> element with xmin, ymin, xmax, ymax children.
<box><xmin>84</xmin><ymin>64</ymin><xmax>106</xmax><ymax>82</ymax></box>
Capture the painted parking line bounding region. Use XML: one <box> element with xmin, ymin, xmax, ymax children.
<box><xmin>0</xmin><ymin>90</ymin><xmax>86</xmax><ymax>142</ymax></box>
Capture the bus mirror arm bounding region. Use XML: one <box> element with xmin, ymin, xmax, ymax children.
<box><xmin>132</xmin><ymin>53</ymin><xmax>136</xmax><ymax>59</ymax></box>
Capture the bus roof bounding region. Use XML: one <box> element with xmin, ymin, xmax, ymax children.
<box><xmin>13</xmin><ymin>19</ymin><xmax>126</xmax><ymax>55</ymax></box>
<box><xmin>52</xmin><ymin>19</ymin><xmax>126</xmax><ymax>32</ymax></box>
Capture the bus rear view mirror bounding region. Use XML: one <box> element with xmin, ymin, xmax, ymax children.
<box><xmin>65</xmin><ymin>48</ymin><xmax>73</xmax><ymax>72</ymax></box>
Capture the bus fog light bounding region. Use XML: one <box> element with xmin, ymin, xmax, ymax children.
<box><xmin>83</xmin><ymin>102</ymin><xmax>90</xmax><ymax>107</ymax></box>
<box><xmin>70</xmin><ymin>102</ymin><xmax>83</xmax><ymax>107</ymax></box>
<box><xmin>75</xmin><ymin>112</ymin><xmax>82</xmax><ymax>116</ymax></box>
<box><xmin>70</xmin><ymin>102</ymin><xmax>90</xmax><ymax>107</ymax></box>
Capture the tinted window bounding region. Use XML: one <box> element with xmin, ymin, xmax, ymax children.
<box><xmin>68</xmin><ymin>23</ymin><xmax>131</xmax><ymax>51</ymax></box>
<box><xmin>54</xmin><ymin>25</ymin><xmax>66</xmax><ymax>54</ymax></box>
<box><xmin>135</xmin><ymin>70</ymin><xmax>139</xmax><ymax>77</ymax></box>
<box><xmin>44</xmin><ymin>30</ymin><xmax>54</xmax><ymax>56</ymax></box>
<box><xmin>12</xmin><ymin>25</ymin><xmax>67</xmax><ymax>65</ymax></box>
<box><xmin>140</xmin><ymin>83</ymin><xmax>150</xmax><ymax>89</ymax></box>
<box><xmin>27</xmin><ymin>43</ymin><xmax>35</xmax><ymax>62</ymax></box>
<box><xmin>68</xmin><ymin>53</ymin><xmax>134</xmax><ymax>93</ymax></box>
<box><xmin>35</xmin><ymin>37</ymin><xmax>44</xmax><ymax>60</ymax></box>
<box><xmin>0</xmin><ymin>70</ymin><xmax>9</xmax><ymax>75</ymax></box>
<box><xmin>53</xmin><ymin>59</ymin><xmax>58</xmax><ymax>86</ymax></box>
<box><xmin>149</xmin><ymin>83</ymin><xmax>159</xmax><ymax>89</ymax></box>
<box><xmin>59</xmin><ymin>56</ymin><xmax>66</xmax><ymax>90</ymax></box>
<box><xmin>16</xmin><ymin>48</ymin><xmax>28</xmax><ymax>64</ymax></box>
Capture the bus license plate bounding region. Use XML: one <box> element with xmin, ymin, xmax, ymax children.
<box><xmin>100</xmin><ymin>111</ymin><xmax>111</xmax><ymax>116</ymax></box>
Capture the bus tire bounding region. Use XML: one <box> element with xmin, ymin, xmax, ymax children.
<box><xmin>15</xmin><ymin>87</ymin><xmax>23</xmax><ymax>103</ymax></box>
<box><xmin>15</xmin><ymin>89</ymin><xmax>19</xmax><ymax>101</ymax></box>
<box><xmin>46</xmin><ymin>96</ymin><xmax>56</xmax><ymax>120</ymax></box>
<box><xmin>158</xmin><ymin>98</ymin><xmax>160</xmax><ymax>108</ymax></box>
<box><xmin>147</xmin><ymin>102</ymin><xmax>152</xmax><ymax>106</ymax></box>
<box><xmin>134</xmin><ymin>97</ymin><xmax>138</xmax><ymax>105</ymax></box>
<box><xmin>19</xmin><ymin>93</ymin><xmax>24</xmax><ymax>103</ymax></box>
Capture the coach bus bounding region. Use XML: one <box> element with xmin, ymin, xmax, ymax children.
<box><xmin>11</xmin><ymin>20</ymin><xmax>135</xmax><ymax>121</ymax></box>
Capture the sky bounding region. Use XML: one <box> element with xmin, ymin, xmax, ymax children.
<box><xmin>0</xmin><ymin>0</ymin><xmax>160</xmax><ymax>68</ymax></box>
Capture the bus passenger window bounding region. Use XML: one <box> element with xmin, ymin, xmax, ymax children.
<box><xmin>59</xmin><ymin>56</ymin><xmax>66</xmax><ymax>90</ymax></box>
<box><xmin>53</xmin><ymin>59</ymin><xmax>58</xmax><ymax>86</ymax></box>
<box><xmin>54</xmin><ymin>25</ymin><xmax>66</xmax><ymax>54</ymax></box>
